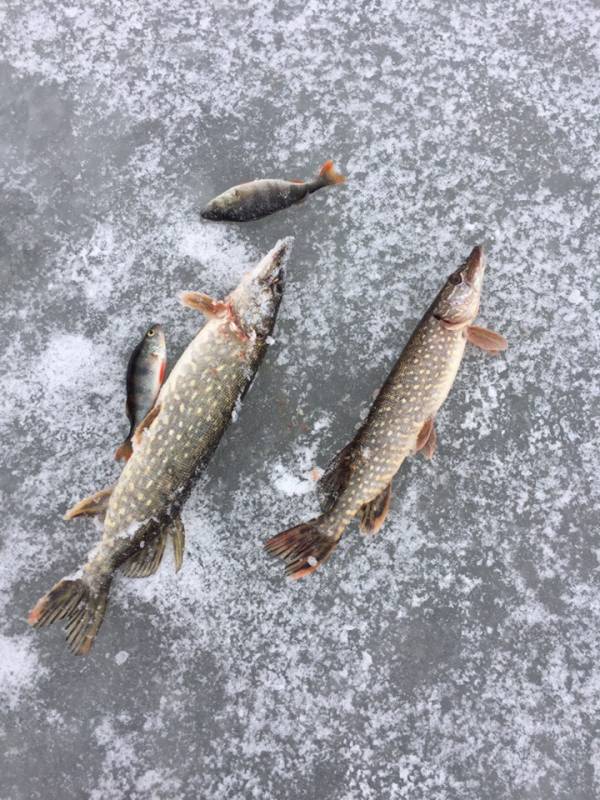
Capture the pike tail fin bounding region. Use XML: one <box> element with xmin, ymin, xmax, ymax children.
<box><xmin>264</xmin><ymin>517</ymin><xmax>338</xmax><ymax>579</ymax></box>
<box><xmin>28</xmin><ymin>575</ymin><xmax>111</xmax><ymax>656</ymax></box>
<box><xmin>114</xmin><ymin>439</ymin><xmax>133</xmax><ymax>462</ymax></box>
<box><xmin>318</xmin><ymin>159</ymin><xmax>345</xmax><ymax>186</ymax></box>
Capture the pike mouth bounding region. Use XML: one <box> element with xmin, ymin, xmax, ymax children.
<box><xmin>256</xmin><ymin>237</ymin><xmax>294</xmax><ymax>282</ymax></box>
<box><xmin>464</xmin><ymin>245</ymin><xmax>485</xmax><ymax>284</ymax></box>
<box><xmin>200</xmin><ymin>206</ymin><xmax>220</xmax><ymax>220</ymax></box>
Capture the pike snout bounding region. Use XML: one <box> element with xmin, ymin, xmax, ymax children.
<box><xmin>254</xmin><ymin>236</ymin><xmax>294</xmax><ymax>284</ymax></box>
<box><xmin>464</xmin><ymin>245</ymin><xmax>486</xmax><ymax>286</ymax></box>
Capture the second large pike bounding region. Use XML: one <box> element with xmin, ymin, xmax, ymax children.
<box><xmin>265</xmin><ymin>246</ymin><xmax>507</xmax><ymax>579</ymax></box>
<box><xmin>29</xmin><ymin>238</ymin><xmax>293</xmax><ymax>654</ymax></box>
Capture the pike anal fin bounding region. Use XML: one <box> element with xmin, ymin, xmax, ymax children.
<box><xmin>317</xmin><ymin>441</ymin><xmax>357</xmax><ymax>513</ymax></box>
<box><xmin>121</xmin><ymin>515</ymin><xmax>185</xmax><ymax>578</ymax></box>
<box><xmin>359</xmin><ymin>482</ymin><xmax>392</xmax><ymax>535</ymax></box>
<box><xmin>466</xmin><ymin>325</ymin><xmax>508</xmax><ymax>354</ymax></box>
<box><xmin>121</xmin><ymin>526</ymin><xmax>168</xmax><ymax>578</ymax></box>
<box><xmin>169</xmin><ymin>516</ymin><xmax>185</xmax><ymax>573</ymax></box>
<box><xmin>416</xmin><ymin>418</ymin><xmax>437</xmax><ymax>459</ymax></box>
<box><xmin>64</xmin><ymin>485</ymin><xmax>114</xmax><ymax>521</ymax></box>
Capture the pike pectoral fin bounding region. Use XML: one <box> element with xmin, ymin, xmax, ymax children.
<box><xmin>465</xmin><ymin>325</ymin><xmax>508</xmax><ymax>354</ymax></box>
<box><xmin>64</xmin><ymin>485</ymin><xmax>114</xmax><ymax>521</ymax></box>
<box><xmin>317</xmin><ymin>441</ymin><xmax>356</xmax><ymax>513</ymax></box>
<box><xmin>133</xmin><ymin>403</ymin><xmax>161</xmax><ymax>447</ymax></box>
<box><xmin>416</xmin><ymin>418</ymin><xmax>437</xmax><ymax>459</ymax></box>
<box><xmin>180</xmin><ymin>291</ymin><xmax>228</xmax><ymax>318</ymax></box>
<box><xmin>359</xmin><ymin>482</ymin><xmax>392</xmax><ymax>535</ymax></box>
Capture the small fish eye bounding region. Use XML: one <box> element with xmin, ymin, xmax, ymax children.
<box><xmin>147</xmin><ymin>328</ymin><xmax>155</xmax><ymax>337</ymax></box>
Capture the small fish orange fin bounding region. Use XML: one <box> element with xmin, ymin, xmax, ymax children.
<box><xmin>465</xmin><ymin>325</ymin><xmax>509</xmax><ymax>354</ymax></box>
<box><xmin>28</xmin><ymin>575</ymin><xmax>112</xmax><ymax>656</ymax></box>
<box><xmin>133</xmin><ymin>403</ymin><xmax>161</xmax><ymax>447</ymax></box>
<box><xmin>121</xmin><ymin>525</ymin><xmax>168</xmax><ymax>578</ymax></box>
<box><xmin>317</xmin><ymin>441</ymin><xmax>357</xmax><ymax>513</ymax></box>
<box><xmin>180</xmin><ymin>291</ymin><xmax>228</xmax><ymax>318</ymax></box>
<box><xmin>264</xmin><ymin>517</ymin><xmax>338</xmax><ymax>579</ymax></box>
<box><xmin>64</xmin><ymin>485</ymin><xmax>114</xmax><ymax>521</ymax></box>
<box><xmin>167</xmin><ymin>515</ymin><xmax>185</xmax><ymax>573</ymax></box>
<box><xmin>288</xmin><ymin>179</ymin><xmax>305</xmax><ymax>184</ymax></box>
<box><xmin>318</xmin><ymin>159</ymin><xmax>346</xmax><ymax>185</ymax></box>
<box><xmin>114</xmin><ymin>439</ymin><xmax>133</xmax><ymax>462</ymax></box>
<box><xmin>416</xmin><ymin>418</ymin><xmax>437</xmax><ymax>459</ymax></box>
<box><xmin>359</xmin><ymin>482</ymin><xmax>392</xmax><ymax>535</ymax></box>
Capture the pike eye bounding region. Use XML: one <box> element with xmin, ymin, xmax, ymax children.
<box><xmin>449</xmin><ymin>272</ymin><xmax>462</xmax><ymax>286</ymax></box>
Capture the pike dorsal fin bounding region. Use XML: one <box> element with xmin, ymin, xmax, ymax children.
<box><xmin>317</xmin><ymin>440</ymin><xmax>358</xmax><ymax>513</ymax></box>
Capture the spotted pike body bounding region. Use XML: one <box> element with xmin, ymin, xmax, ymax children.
<box><xmin>265</xmin><ymin>245</ymin><xmax>508</xmax><ymax>579</ymax></box>
<box><xmin>316</xmin><ymin>309</ymin><xmax>468</xmax><ymax>532</ymax></box>
<box><xmin>201</xmin><ymin>160</ymin><xmax>345</xmax><ymax>222</ymax></box>
<box><xmin>29</xmin><ymin>238</ymin><xmax>293</xmax><ymax>654</ymax></box>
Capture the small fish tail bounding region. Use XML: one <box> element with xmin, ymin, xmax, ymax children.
<box><xmin>318</xmin><ymin>159</ymin><xmax>345</xmax><ymax>186</ymax></box>
<box><xmin>114</xmin><ymin>439</ymin><xmax>133</xmax><ymax>462</ymax></box>
<box><xmin>264</xmin><ymin>516</ymin><xmax>338</xmax><ymax>579</ymax></box>
<box><xmin>28</xmin><ymin>574</ymin><xmax>112</xmax><ymax>656</ymax></box>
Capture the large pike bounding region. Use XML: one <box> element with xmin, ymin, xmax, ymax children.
<box><xmin>29</xmin><ymin>238</ymin><xmax>293</xmax><ymax>654</ymax></box>
<box><xmin>265</xmin><ymin>245</ymin><xmax>507</xmax><ymax>579</ymax></box>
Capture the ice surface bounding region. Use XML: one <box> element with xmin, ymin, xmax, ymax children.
<box><xmin>1</xmin><ymin>1</ymin><xmax>600</xmax><ymax>798</ymax></box>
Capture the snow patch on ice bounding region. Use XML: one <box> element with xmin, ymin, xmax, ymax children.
<box><xmin>0</xmin><ymin>634</ymin><xmax>45</xmax><ymax>712</ymax></box>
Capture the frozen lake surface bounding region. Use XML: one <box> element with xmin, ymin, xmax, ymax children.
<box><xmin>1</xmin><ymin>2</ymin><xmax>599</xmax><ymax>798</ymax></box>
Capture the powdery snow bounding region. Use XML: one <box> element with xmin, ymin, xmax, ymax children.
<box><xmin>1</xmin><ymin>1</ymin><xmax>599</xmax><ymax>799</ymax></box>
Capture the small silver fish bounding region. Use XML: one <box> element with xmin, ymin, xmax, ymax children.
<box><xmin>201</xmin><ymin>160</ymin><xmax>345</xmax><ymax>222</ymax></box>
<box><xmin>115</xmin><ymin>324</ymin><xmax>167</xmax><ymax>462</ymax></box>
